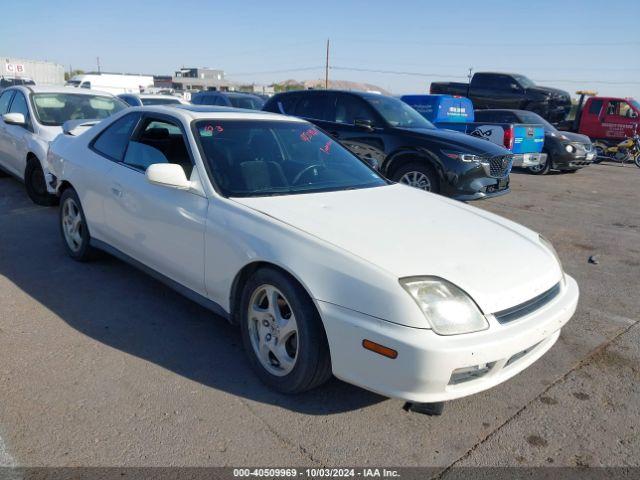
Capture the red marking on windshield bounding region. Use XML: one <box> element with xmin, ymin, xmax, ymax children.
<box><xmin>300</xmin><ymin>128</ymin><xmax>318</xmax><ymax>142</ymax></box>
<box><xmin>204</xmin><ymin>124</ymin><xmax>224</xmax><ymax>133</ymax></box>
<box><xmin>320</xmin><ymin>141</ymin><xmax>332</xmax><ymax>154</ymax></box>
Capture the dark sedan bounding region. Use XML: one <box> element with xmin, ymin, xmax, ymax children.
<box><xmin>475</xmin><ymin>109</ymin><xmax>595</xmax><ymax>174</ymax></box>
<box><xmin>263</xmin><ymin>90</ymin><xmax>513</xmax><ymax>200</ymax></box>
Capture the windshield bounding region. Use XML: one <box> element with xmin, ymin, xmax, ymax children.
<box><xmin>631</xmin><ymin>100</ymin><xmax>640</xmax><ymax>112</ymax></box>
<box><xmin>65</xmin><ymin>80</ymin><xmax>81</xmax><ymax>87</ymax></box>
<box><xmin>140</xmin><ymin>97</ymin><xmax>181</xmax><ymax>106</ymax></box>
<box><xmin>229</xmin><ymin>96</ymin><xmax>265</xmax><ymax>110</ymax></box>
<box><xmin>31</xmin><ymin>93</ymin><xmax>127</xmax><ymax>126</ymax></box>
<box><xmin>513</xmin><ymin>75</ymin><xmax>536</xmax><ymax>89</ymax></box>
<box><xmin>515</xmin><ymin>110</ymin><xmax>556</xmax><ymax>132</ymax></box>
<box><xmin>364</xmin><ymin>95</ymin><xmax>435</xmax><ymax>129</ymax></box>
<box><xmin>195</xmin><ymin>120</ymin><xmax>387</xmax><ymax>197</ymax></box>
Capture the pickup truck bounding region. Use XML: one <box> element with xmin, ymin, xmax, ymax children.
<box><xmin>430</xmin><ymin>72</ymin><xmax>572</xmax><ymax>123</ymax></box>
<box><xmin>401</xmin><ymin>94</ymin><xmax>545</xmax><ymax>168</ymax></box>
<box><xmin>558</xmin><ymin>92</ymin><xmax>640</xmax><ymax>146</ymax></box>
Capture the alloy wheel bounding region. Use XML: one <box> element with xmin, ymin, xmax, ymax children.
<box><xmin>62</xmin><ymin>198</ymin><xmax>84</xmax><ymax>253</ymax></box>
<box><xmin>399</xmin><ymin>171</ymin><xmax>432</xmax><ymax>191</ymax></box>
<box><xmin>247</xmin><ymin>284</ymin><xmax>299</xmax><ymax>377</ymax></box>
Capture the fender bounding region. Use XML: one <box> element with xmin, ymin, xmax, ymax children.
<box><xmin>382</xmin><ymin>148</ymin><xmax>445</xmax><ymax>181</ymax></box>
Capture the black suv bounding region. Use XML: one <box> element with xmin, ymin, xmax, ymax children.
<box><xmin>263</xmin><ymin>90</ymin><xmax>513</xmax><ymax>200</ymax></box>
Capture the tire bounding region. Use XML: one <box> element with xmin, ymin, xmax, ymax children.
<box><xmin>528</xmin><ymin>154</ymin><xmax>551</xmax><ymax>175</ymax></box>
<box><xmin>635</xmin><ymin>152</ymin><xmax>640</xmax><ymax>169</ymax></box>
<box><xmin>240</xmin><ymin>268</ymin><xmax>332</xmax><ymax>394</ymax></box>
<box><xmin>592</xmin><ymin>143</ymin><xmax>607</xmax><ymax>164</ymax></box>
<box><xmin>391</xmin><ymin>161</ymin><xmax>440</xmax><ymax>193</ymax></box>
<box><xmin>59</xmin><ymin>188</ymin><xmax>98</xmax><ymax>262</ymax></box>
<box><xmin>25</xmin><ymin>159</ymin><xmax>57</xmax><ymax>206</ymax></box>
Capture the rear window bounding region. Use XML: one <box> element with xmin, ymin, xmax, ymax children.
<box><xmin>31</xmin><ymin>93</ymin><xmax>127</xmax><ymax>126</ymax></box>
<box><xmin>140</xmin><ymin>97</ymin><xmax>181</xmax><ymax>106</ymax></box>
<box><xmin>228</xmin><ymin>96</ymin><xmax>265</xmax><ymax>110</ymax></box>
<box><xmin>588</xmin><ymin>99</ymin><xmax>603</xmax><ymax>115</ymax></box>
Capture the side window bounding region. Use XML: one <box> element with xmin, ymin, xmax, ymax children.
<box><xmin>215</xmin><ymin>95</ymin><xmax>228</xmax><ymax>106</ymax></box>
<box><xmin>588</xmin><ymin>99</ymin><xmax>603</xmax><ymax>115</ymax></box>
<box><xmin>618</xmin><ymin>101</ymin><xmax>637</xmax><ymax>118</ymax></box>
<box><xmin>8</xmin><ymin>92</ymin><xmax>30</xmax><ymax>125</ymax></box>
<box><xmin>0</xmin><ymin>90</ymin><xmax>14</xmax><ymax>115</ymax></box>
<box><xmin>494</xmin><ymin>75</ymin><xmax>515</xmax><ymax>90</ymax></box>
<box><xmin>92</xmin><ymin>113</ymin><xmax>141</xmax><ymax>161</ymax></box>
<box><xmin>124</xmin><ymin>118</ymin><xmax>193</xmax><ymax>176</ymax></box>
<box><xmin>272</xmin><ymin>94</ymin><xmax>299</xmax><ymax>114</ymax></box>
<box><xmin>198</xmin><ymin>95</ymin><xmax>216</xmax><ymax>106</ymax></box>
<box><xmin>294</xmin><ymin>94</ymin><xmax>332</xmax><ymax>121</ymax></box>
<box><xmin>80</xmin><ymin>82</ymin><xmax>91</xmax><ymax>89</ymax></box>
<box><xmin>334</xmin><ymin>95</ymin><xmax>376</xmax><ymax>125</ymax></box>
<box><xmin>471</xmin><ymin>74</ymin><xmax>491</xmax><ymax>89</ymax></box>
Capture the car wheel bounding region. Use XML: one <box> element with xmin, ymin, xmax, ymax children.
<box><xmin>634</xmin><ymin>152</ymin><xmax>640</xmax><ymax>169</ymax></box>
<box><xmin>240</xmin><ymin>268</ymin><xmax>332</xmax><ymax>394</ymax></box>
<box><xmin>25</xmin><ymin>159</ymin><xmax>57</xmax><ymax>206</ymax></box>
<box><xmin>592</xmin><ymin>143</ymin><xmax>606</xmax><ymax>163</ymax></box>
<box><xmin>59</xmin><ymin>188</ymin><xmax>97</xmax><ymax>262</ymax></box>
<box><xmin>528</xmin><ymin>155</ymin><xmax>550</xmax><ymax>175</ymax></box>
<box><xmin>392</xmin><ymin>162</ymin><xmax>440</xmax><ymax>193</ymax></box>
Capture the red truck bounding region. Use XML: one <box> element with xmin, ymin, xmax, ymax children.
<box><xmin>562</xmin><ymin>92</ymin><xmax>640</xmax><ymax>145</ymax></box>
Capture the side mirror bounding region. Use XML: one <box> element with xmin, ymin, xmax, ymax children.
<box><xmin>510</xmin><ymin>83</ymin><xmax>520</xmax><ymax>91</ymax></box>
<box><xmin>354</xmin><ymin>118</ymin><xmax>375</xmax><ymax>131</ymax></box>
<box><xmin>2</xmin><ymin>113</ymin><xmax>26</xmax><ymax>126</ymax></box>
<box><xmin>145</xmin><ymin>163</ymin><xmax>191</xmax><ymax>189</ymax></box>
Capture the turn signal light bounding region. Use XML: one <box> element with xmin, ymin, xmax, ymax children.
<box><xmin>362</xmin><ymin>339</ymin><xmax>398</xmax><ymax>359</ymax></box>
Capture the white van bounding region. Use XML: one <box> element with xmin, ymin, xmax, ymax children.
<box><xmin>65</xmin><ymin>73</ymin><xmax>154</xmax><ymax>95</ymax></box>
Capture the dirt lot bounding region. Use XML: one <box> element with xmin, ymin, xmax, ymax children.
<box><xmin>0</xmin><ymin>163</ymin><xmax>638</xmax><ymax>470</ymax></box>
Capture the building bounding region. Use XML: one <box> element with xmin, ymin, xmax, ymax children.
<box><xmin>172</xmin><ymin>67</ymin><xmax>235</xmax><ymax>91</ymax></box>
<box><xmin>2</xmin><ymin>56</ymin><xmax>65</xmax><ymax>85</ymax></box>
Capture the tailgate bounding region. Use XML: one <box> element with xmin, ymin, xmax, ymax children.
<box><xmin>512</xmin><ymin>124</ymin><xmax>544</xmax><ymax>154</ymax></box>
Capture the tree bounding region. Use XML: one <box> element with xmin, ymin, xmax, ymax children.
<box><xmin>64</xmin><ymin>70</ymin><xmax>85</xmax><ymax>81</ymax></box>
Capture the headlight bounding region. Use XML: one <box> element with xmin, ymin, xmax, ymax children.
<box><xmin>565</xmin><ymin>144</ymin><xmax>575</xmax><ymax>153</ymax></box>
<box><xmin>539</xmin><ymin>234</ymin><xmax>565</xmax><ymax>283</ymax></box>
<box><xmin>400</xmin><ymin>277</ymin><xmax>489</xmax><ymax>335</ymax></box>
<box><xmin>442</xmin><ymin>150</ymin><xmax>484</xmax><ymax>163</ymax></box>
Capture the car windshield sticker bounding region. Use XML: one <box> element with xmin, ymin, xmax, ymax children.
<box><xmin>200</xmin><ymin>124</ymin><xmax>224</xmax><ymax>137</ymax></box>
<box><xmin>299</xmin><ymin>128</ymin><xmax>318</xmax><ymax>142</ymax></box>
<box><xmin>320</xmin><ymin>140</ymin><xmax>332</xmax><ymax>154</ymax></box>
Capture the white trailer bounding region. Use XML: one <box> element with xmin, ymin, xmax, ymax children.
<box><xmin>65</xmin><ymin>73</ymin><xmax>154</xmax><ymax>95</ymax></box>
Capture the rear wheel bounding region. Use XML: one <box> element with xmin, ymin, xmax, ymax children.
<box><xmin>59</xmin><ymin>188</ymin><xmax>98</xmax><ymax>261</ymax></box>
<box><xmin>634</xmin><ymin>152</ymin><xmax>640</xmax><ymax>169</ymax></box>
<box><xmin>528</xmin><ymin>155</ymin><xmax>551</xmax><ymax>175</ymax></box>
<box><xmin>240</xmin><ymin>268</ymin><xmax>332</xmax><ymax>394</ymax></box>
<box><xmin>392</xmin><ymin>162</ymin><xmax>440</xmax><ymax>193</ymax></box>
<box><xmin>25</xmin><ymin>159</ymin><xmax>57</xmax><ymax>206</ymax></box>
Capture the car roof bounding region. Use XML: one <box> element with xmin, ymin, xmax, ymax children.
<box><xmin>119</xmin><ymin>93</ymin><xmax>182</xmax><ymax>100</ymax></box>
<box><xmin>122</xmin><ymin>104</ymin><xmax>306</xmax><ymax>122</ymax></box>
<box><xmin>272</xmin><ymin>89</ymin><xmax>383</xmax><ymax>99</ymax></box>
<box><xmin>194</xmin><ymin>91</ymin><xmax>261</xmax><ymax>98</ymax></box>
<box><xmin>6</xmin><ymin>85</ymin><xmax>115</xmax><ymax>96</ymax></box>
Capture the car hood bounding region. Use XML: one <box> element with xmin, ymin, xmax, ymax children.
<box><xmin>528</xmin><ymin>86</ymin><xmax>571</xmax><ymax>101</ymax></box>
<box><xmin>554</xmin><ymin>131</ymin><xmax>591</xmax><ymax>144</ymax></box>
<box><xmin>233</xmin><ymin>184</ymin><xmax>562</xmax><ymax>314</ymax></box>
<box><xmin>396</xmin><ymin>127</ymin><xmax>510</xmax><ymax>156</ymax></box>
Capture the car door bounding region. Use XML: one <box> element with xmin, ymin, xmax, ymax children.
<box><xmin>330</xmin><ymin>93</ymin><xmax>388</xmax><ymax>168</ymax></box>
<box><xmin>0</xmin><ymin>89</ymin><xmax>16</xmax><ymax>172</ymax></box>
<box><xmin>2</xmin><ymin>90</ymin><xmax>35</xmax><ymax>178</ymax></box>
<box><xmin>602</xmin><ymin>100</ymin><xmax>637</xmax><ymax>139</ymax></box>
<box><xmin>103</xmin><ymin>113</ymin><xmax>208</xmax><ymax>295</ymax></box>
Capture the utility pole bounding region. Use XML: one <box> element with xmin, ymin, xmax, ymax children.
<box><xmin>97</xmin><ymin>57</ymin><xmax>101</xmax><ymax>74</ymax></box>
<box><xmin>325</xmin><ymin>38</ymin><xmax>330</xmax><ymax>89</ymax></box>
<box><xmin>467</xmin><ymin>67</ymin><xmax>473</xmax><ymax>82</ymax></box>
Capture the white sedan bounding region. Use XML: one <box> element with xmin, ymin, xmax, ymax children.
<box><xmin>48</xmin><ymin>105</ymin><xmax>579</xmax><ymax>405</ymax></box>
<box><xmin>0</xmin><ymin>86</ymin><xmax>127</xmax><ymax>205</ymax></box>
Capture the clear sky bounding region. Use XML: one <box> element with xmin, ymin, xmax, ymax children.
<box><xmin>2</xmin><ymin>0</ymin><xmax>639</xmax><ymax>98</ymax></box>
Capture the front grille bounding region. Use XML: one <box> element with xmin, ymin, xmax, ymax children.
<box><xmin>489</xmin><ymin>155</ymin><xmax>513</xmax><ymax>178</ymax></box>
<box><xmin>494</xmin><ymin>282</ymin><xmax>561</xmax><ymax>324</ymax></box>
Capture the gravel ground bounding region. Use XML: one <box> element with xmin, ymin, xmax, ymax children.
<box><xmin>0</xmin><ymin>163</ymin><xmax>638</xmax><ymax>470</ymax></box>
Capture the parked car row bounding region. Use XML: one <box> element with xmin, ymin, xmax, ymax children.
<box><xmin>0</xmin><ymin>84</ymin><xmax>580</xmax><ymax>411</ymax></box>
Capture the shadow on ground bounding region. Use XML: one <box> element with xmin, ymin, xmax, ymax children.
<box><xmin>0</xmin><ymin>177</ymin><xmax>384</xmax><ymax>415</ymax></box>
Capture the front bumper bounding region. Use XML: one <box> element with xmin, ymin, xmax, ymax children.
<box><xmin>512</xmin><ymin>152</ymin><xmax>547</xmax><ymax>168</ymax></box>
<box><xmin>319</xmin><ymin>274</ymin><xmax>579</xmax><ymax>403</ymax></box>
<box><xmin>551</xmin><ymin>151</ymin><xmax>595</xmax><ymax>170</ymax></box>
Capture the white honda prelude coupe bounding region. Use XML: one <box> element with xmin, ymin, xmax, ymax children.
<box><xmin>48</xmin><ymin>105</ymin><xmax>579</xmax><ymax>405</ymax></box>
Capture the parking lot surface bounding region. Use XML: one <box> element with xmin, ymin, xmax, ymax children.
<box><xmin>0</xmin><ymin>163</ymin><xmax>638</xmax><ymax>469</ymax></box>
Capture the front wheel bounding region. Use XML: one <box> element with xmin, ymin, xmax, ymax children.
<box><xmin>59</xmin><ymin>188</ymin><xmax>98</xmax><ymax>261</ymax></box>
<box><xmin>25</xmin><ymin>159</ymin><xmax>58</xmax><ymax>206</ymax></box>
<box><xmin>391</xmin><ymin>162</ymin><xmax>440</xmax><ymax>193</ymax></box>
<box><xmin>240</xmin><ymin>268</ymin><xmax>332</xmax><ymax>394</ymax></box>
<box><xmin>634</xmin><ymin>152</ymin><xmax>640</xmax><ymax>168</ymax></box>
